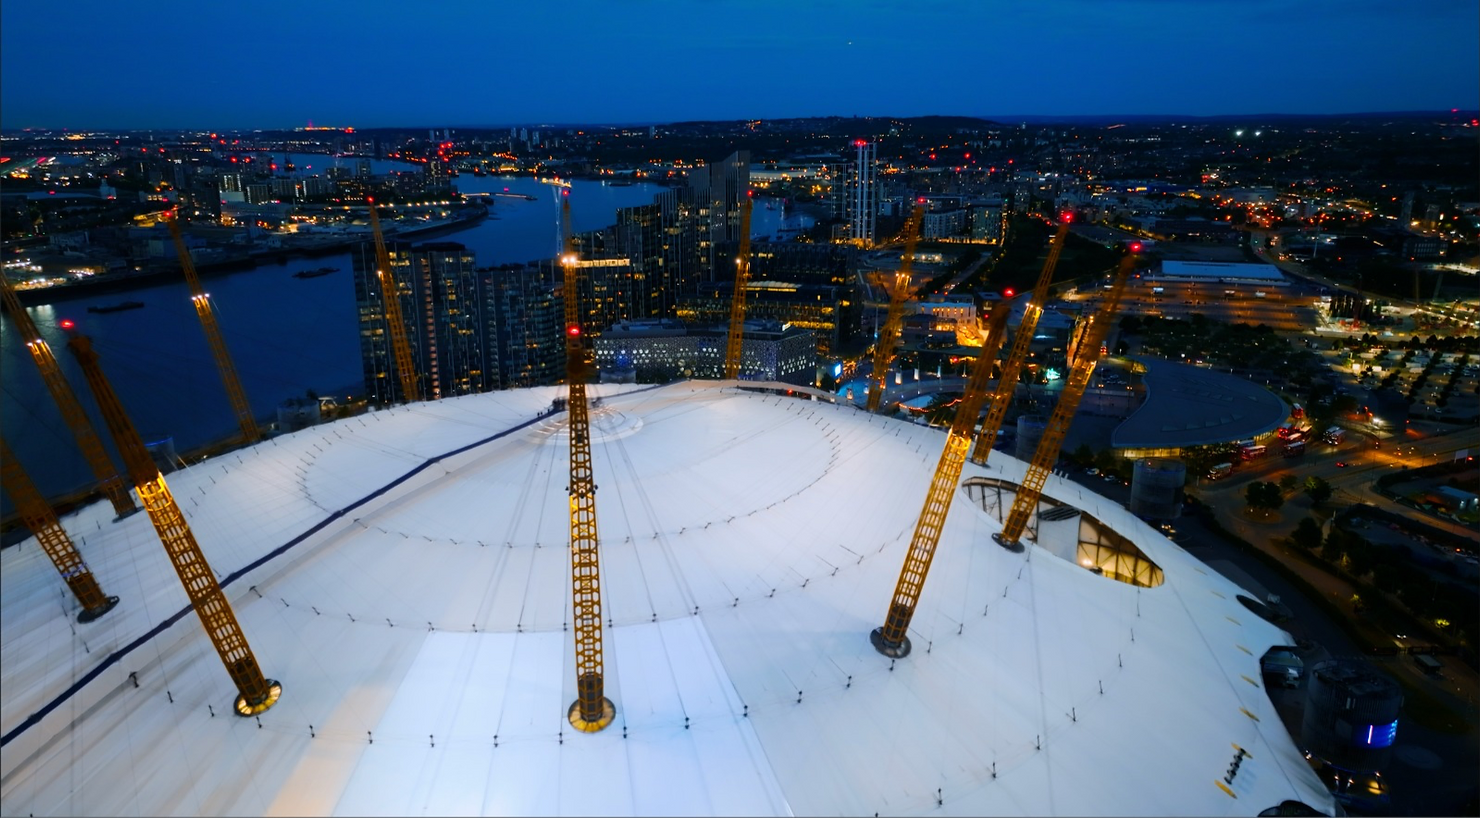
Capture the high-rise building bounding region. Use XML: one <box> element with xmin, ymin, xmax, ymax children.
<box><xmin>353</xmin><ymin>240</ymin><xmax>489</xmax><ymax>405</ymax></box>
<box><xmin>970</xmin><ymin>200</ymin><xmax>1006</xmax><ymax>243</ymax></box>
<box><xmin>484</xmin><ymin>262</ymin><xmax>564</xmax><ymax>389</ymax></box>
<box><xmin>608</xmin><ymin>189</ymin><xmax>690</xmax><ymax>318</ymax></box>
<box><xmin>694</xmin><ymin>150</ymin><xmax>751</xmax><ymax>279</ymax></box>
<box><xmin>846</xmin><ymin>140</ymin><xmax>878</xmax><ymax>246</ymax></box>
<box><xmin>589</xmin><ymin>151</ymin><xmax>750</xmax><ymax>312</ymax></box>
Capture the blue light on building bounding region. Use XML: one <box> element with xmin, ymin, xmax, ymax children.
<box><xmin>1356</xmin><ymin>720</ymin><xmax>1398</xmax><ymax>748</ymax></box>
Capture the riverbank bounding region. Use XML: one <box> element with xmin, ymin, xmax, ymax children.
<box><xmin>10</xmin><ymin>204</ymin><xmax>488</xmax><ymax>306</ymax></box>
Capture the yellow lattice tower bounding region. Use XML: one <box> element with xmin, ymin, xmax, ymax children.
<box><xmin>722</xmin><ymin>195</ymin><xmax>755</xmax><ymax>380</ymax></box>
<box><xmin>368</xmin><ymin>199</ymin><xmax>422</xmax><ymax>403</ymax></box>
<box><xmin>0</xmin><ymin>436</ymin><xmax>120</xmax><ymax>622</ymax></box>
<box><xmin>1</xmin><ymin>275</ymin><xmax>135</xmax><ymax>517</ymax></box>
<box><xmin>560</xmin><ymin>193</ymin><xmax>614</xmax><ymax>732</ymax></box>
<box><xmin>866</xmin><ymin>206</ymin><xmax>925</xmax><ymax>414</ymax></box>
<box><xmin>64</xmin><ymin>328</ymin><xmax>280</xmax><ymax>716</ymax></box>
<box><xmin>872</xmin><ymin>303</ymin><xmax>1013</xmax><ymax>657</ymax></box>
<box><xmin>993</xmin><ymin>253</ymin><xmax>1136</xmax><ymax>551</ymax></box>
<box><xmin>970</xmin><ymin>219</ymin><xmax>1072</xmax><ymax>464</ymax></box>
<box><xmin>165</xmin><ymin>214</ymin><xmax>259</xmax><ymax>444</ymax></box>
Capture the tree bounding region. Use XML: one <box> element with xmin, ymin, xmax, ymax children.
<box><xmin>1279</xmin><ymin>474</ymin><xmax>1298</xmax><ymax>492</ymax></box>
<box><xmin>1304</xmin><ymin>475</ymin><xmax>1333</xmax><ymax>508</ymax></box>
<box><xmin>1291</xmin><ymin>517</ymin><xmax>1323</xmax><ymax>550</ymax></box>
<box><xmin>1070</xmin><ymin>444</ymin><xmax>1094</xmax><ymax>468</ymax></box>
<box><xmin>1245</xmin><ymin>481</ymin><xmax>1284</xmax><ymax>513</ymax></box>
<box><xmin>1260</xmin><ymin>481</ymin><xmax>1285</xmax><ymax>513</ymax></box>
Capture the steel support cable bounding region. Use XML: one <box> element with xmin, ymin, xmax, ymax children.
<box><xmin>604</xmin><ymin>435</ymin><xmax>662</xmax><ymax>623</ymax></box>
<box><xmin>611</xmin><ymin>431</ymin><xmax>702</xmax><ymax>613</ymax></box>
<box><xmin>470</xmin><ymin>432</ymin><xmax>553</xmax><ymax>630</ymax></box>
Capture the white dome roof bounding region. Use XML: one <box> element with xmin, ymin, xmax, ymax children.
<box><xmin>1</xmin><ymin>382</ymin><xmax>1335</xmax><ymax>816</ymax></box>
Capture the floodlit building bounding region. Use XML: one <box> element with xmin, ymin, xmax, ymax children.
<box><xmin>0</xmin><ymin>383</ymin><xmax>1336</xmax><ymax>816</ymax></box>
<box><xmin>592</xmin><ymin>319</ymin><xmax>815</xmax><ymax>385</ymax></box>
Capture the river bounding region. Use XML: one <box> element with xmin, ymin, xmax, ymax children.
<box><xmin>1</xmin><ymin>162</ymin><xmax>813</xmax><ymax>510</ymax></box>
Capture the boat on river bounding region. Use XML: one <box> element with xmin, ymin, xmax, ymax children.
<box><xmin>293</xmin><ymin>267</ymin><xmax>339</xmax><ymax>279</ymax></box>
<box><xmin>86</xmin><ymin>300</ymin><xmax>145</xmax><ymax>314</ymax></box>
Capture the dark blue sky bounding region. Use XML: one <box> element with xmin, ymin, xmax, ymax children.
<box><xmin>3</xmin><ymin>0</ymin><xmax>1476</xmax><ymax>130</ymax></box>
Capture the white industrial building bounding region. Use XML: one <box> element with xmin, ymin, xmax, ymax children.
<box><xmin>1</xmin><ymin>382</ymin><xmax>1335</xmax><ymax>816</ymax></box>
<box><xmin>1152</xmin><ymin>260</ymin><xmax>1289</xmax><ymax>286</ymax></box>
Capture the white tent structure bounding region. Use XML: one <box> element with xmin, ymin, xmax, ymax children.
<box><xmin>1</xmin><ymin>382</ymin><xmax>1336</xmax><ymax>816</ymax></box>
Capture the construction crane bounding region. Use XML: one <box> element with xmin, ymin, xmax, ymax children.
<box><xmin>1</xmin><ymin>436</ymin><xmax>120</xmax><ymax>622</ymax></box>
<box><xmin>63</xmin><ymin>322</ymin><xmax>281</xmax><ymax>716</ymax></box>
<box><xmin>969</xmin><ymin>219</ymin><xmax>1072</xmax><ymax>464</ymax></box>
<box><xmin>722</xmin><ymin>194</ymin><xmax>755</xmax><ymax>380</ymax></box>
<box><xmin>560</xmin><ymin>193</ymin><xmax>614</xmax><ymax>733</ymax></box>
<box><xmin>993</xmin><ymin>252</ymin><xmax>1137</xmax><ymax>552</ymax></box>
<box><xmin>165</xmin><ymin>213</ymin><xmax>259</xmax><ymax>445</ymax></box>
<box><xmin>367</xmin><ymin>198</ymin><xmax>421</xmax><ymax>403</ymax></box>
<box><xmin>0</xmin><ymin>275</ymin><xmax>136</xmax><ymax>517</ymax></box>
<box><xmin>872</xmin><ymin>303</ymin><xmax>1013</xmax><ymax>658</ymax></box>
<box><xmin>866</xmin><ymin>206</ymin><xmax>925</xmax><ymax>413</ymax></box>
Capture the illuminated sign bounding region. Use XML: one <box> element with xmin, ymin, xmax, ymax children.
<box><xmin>1357</xmin><ymin>720</ymin><xmax>1398</xmax><ymax>748</ymax></box>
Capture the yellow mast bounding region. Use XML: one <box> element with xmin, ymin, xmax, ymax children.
<box><xmin>722</xmin><ymin>195</ymin><xmax>755</xmax><ymax>380</ymax></box>
<box><xmin>367</xmin><ymin>199</ymin><xmax>422</xmax><ymax>403</ymax></box>
<box><xmin>0</xmin><ymin>274</ymin><xmax>135</xmax><ymax>517</ymax></box>
<box><xmin>866</xmin><ymin>206</ymin><xmax>924</xmax><ymax>413</ymax></box>
<box><xmin>872</xmin><ymin>304</ymin><xmax>1013</xmax><ymax>657</ymax></box>
<box><xmin>969</xmin><ymin>219</ymin><xmax>1072</xmax><ymax>464</ymax></box>
<box><xmin>165</xmin><ymin>214</ymin><xmax>259</xmax><ymax>444</ymax></box>
<box><xmin>64</xmin><ymin>325</ymin><xmax>280</xmax><ymax>715</ymax></box>
<box><xmin>993</xmin><ymin>252</ymin><xmax>1136</xmax><ymax>551</ymax></box>
<box><xmin>560</xmin><ymin>193</ymin><xmax>614</xmax><ymax>732</ymax></box>
<box><xmin>0</xmin><ymin>436</ymin><xmax>120</xmax><ymax>622</ymax></box>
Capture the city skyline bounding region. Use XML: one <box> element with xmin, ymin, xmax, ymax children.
<box><xmin>2</xmin><ymin>0</ymin><xmax>1477</xmax><ymax>130</ymax></box>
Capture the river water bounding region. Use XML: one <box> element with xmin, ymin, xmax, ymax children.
<box><xmin>1</xmin><ymin>162</ymin><xmax>813</xmax><ymax>508</ymax></box>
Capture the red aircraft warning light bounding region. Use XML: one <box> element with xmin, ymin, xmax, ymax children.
<box><xmin>59</xmin><ymin>319</ymin><xmax>75</xmax><ymax>330</ymax></box>
<box><xmin>1130</xmin><ymin>241</ymin><xmax>1143</xmax><ymax>253</ymax></box>
<box><xmin>1004</xmin><ymin>288</ymin><xmax>1016</xmax><ymax>298</ymax></box>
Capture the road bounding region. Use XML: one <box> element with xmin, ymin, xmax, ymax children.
<box><xmin>1196</xmin><ymin>423</ymin><xmax>1479</xmax><ymax>539</ymax></box>
<box><xmin>1251</xmin><ymin>230</ymin><xmax>1480</xmax><ymax>331</ymax></box>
